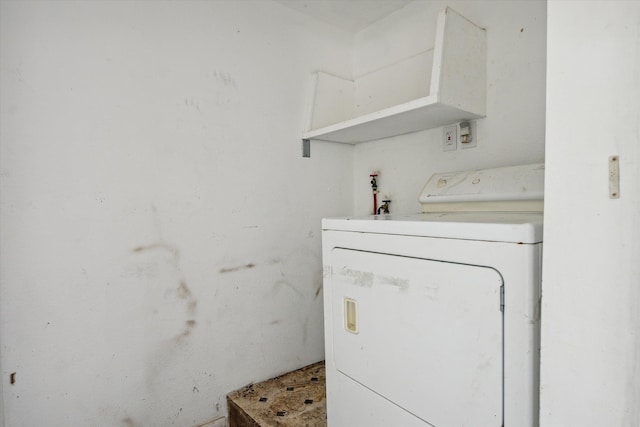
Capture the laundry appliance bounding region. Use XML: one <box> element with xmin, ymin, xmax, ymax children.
<box><xmin>322</xmin><ymin>163</ymin><xmax>544</xmax><ymax>427</ymax></box>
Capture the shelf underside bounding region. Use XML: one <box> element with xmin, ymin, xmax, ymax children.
<box><xmin>303</xmin><ymin>96</ymin><xmax>484</xmax><ymax>144</ymax></box>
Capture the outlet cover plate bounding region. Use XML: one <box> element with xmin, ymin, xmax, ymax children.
<box><xmin>443</xmin><ymin>125</ymin><xmax>457</xmax><ymax>151</ymax></box>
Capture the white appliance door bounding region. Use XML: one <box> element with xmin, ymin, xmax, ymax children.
<box><xmin>330</xmin><ymin>248</ymin><xmax>503</xmax><ymax>427</ymax></box>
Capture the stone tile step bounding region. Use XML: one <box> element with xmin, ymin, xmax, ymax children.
<box><xmin>227</xmin><ymin>361</ymin><xmax>326</xmax><ymax>427</ymax></box>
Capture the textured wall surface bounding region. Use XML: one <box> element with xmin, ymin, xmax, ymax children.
<box><xmin>0</xmin><ymin>1</ymin><xmax>353</xmax><ymax>425</ymax></box>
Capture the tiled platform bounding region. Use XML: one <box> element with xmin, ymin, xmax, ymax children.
<box><xmin>227</xmin><ymin>361</ymin><xmax>326</xmax><ymax>427</ymax></box>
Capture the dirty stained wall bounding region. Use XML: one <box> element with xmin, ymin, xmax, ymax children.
<box><xmin>0</xmin><ymin>1</ymin><xmax>353</xmax><ymax>426</ymax></box>
<box><xmin>351</xmin><ymin>0</ymin><xmax>547</xmax><ymax>215</ymax></box>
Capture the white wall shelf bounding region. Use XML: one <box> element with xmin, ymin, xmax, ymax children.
<box><xmin>303</xmin><ymin>7</ymin><xmax>486</xmax><ymax>144</ymax></box>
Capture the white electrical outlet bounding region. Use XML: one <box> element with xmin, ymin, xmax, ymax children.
<box><xmin>443</xmin><ymin>125</ymin><xmax>457</xmax><ymax>151</ymax></box>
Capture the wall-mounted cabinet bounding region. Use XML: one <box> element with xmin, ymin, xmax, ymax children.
<box><xmin>303</xmin><ymin>7</ymin><xmax>486</xmax><ymax>144</ymax></box>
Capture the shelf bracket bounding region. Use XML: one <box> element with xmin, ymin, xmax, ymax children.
<box><xmin>302</xmin><ymin>139</ymin><xmax>311</xmax><ymax>158</ymax></box>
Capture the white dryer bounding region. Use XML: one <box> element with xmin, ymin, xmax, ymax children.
<box><xmin>322</xmin><ymin>164</ymin><xmax>544</xmax><ymax>427</ymax></box>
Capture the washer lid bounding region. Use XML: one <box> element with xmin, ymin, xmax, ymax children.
<box><xmin>419</xmin><ymin>163</ymin><xmax>544</xmax><ymax>212</ymax></box>
<box><xmin>322</xmin><ymin>211</ymin><xmax>543</xmax><ymax>243</ymax></box>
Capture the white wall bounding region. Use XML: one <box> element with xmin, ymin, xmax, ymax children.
<box><xmin>540</xmin><ymin>1</ymin><xmax>640</xmax><ymax>426</ymax></box>
<box><xmin>351</xmin><ymin>0</ymin><xmax>547</xmax><ymax>215</ymax></box>
<box><xmin>0</xmin><ymin>1</ymin><xmax>353</xmax><ymax>426</ymax></box>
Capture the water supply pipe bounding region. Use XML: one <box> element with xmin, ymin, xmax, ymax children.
<box><xmin>370</xmin><ymin>173</ymin><xmax>378</xmax><ymax>215</ymax></box>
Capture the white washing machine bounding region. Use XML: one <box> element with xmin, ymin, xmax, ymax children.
<box><xmin>322</xmin><ymin>164</ymin><xmax>544</xmax><ymax>427</ymax></box>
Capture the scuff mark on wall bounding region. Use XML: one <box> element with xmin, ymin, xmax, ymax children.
<box><xmin>208</xmin><ymin>70</ymin><xmax>238</xmax><ymax>88</ymax></box>
<box><xmin>183</xmin><ymin>97</ymin><xmax>202</xmax><ymax>113</ymax></box>
<box><xmin>188</xmin><ymin>299</ymin><xmax>198</xmax><ymax>313</ymax></box>
<box><xmin>168</xmin><ymin>280</ymin><xmax>197</xmax><ymax>312</ymax></box>
<box><xmin>272</xmin><ymin>269</ymin><xmax>304</xmax><ymax>297</ymax></box>
<box><xmin>204</xmin><ymin>70</ymin><xmax>239</xmax><ymax>108</ymax></box>
<box><xmin>313</xmin><ymin>267</ymin><xmax>323</xmax><ymax>299</ymax></box>
<box><xmin>177</xmin><ymin>280</ymin><xmax>192</xmax><ymax>298</ymax></box>
<box><xmin>173</xmin><ymin>305</ymin><xmax>198</xmax><ymax>343</ymax></box>
<box><xmin>131</xmin><ymin>245</ymin><xmax>199</xmax><ymax>318</ymax></box>
<box><xmin>219</xmin><ymin>263</ymin><xmax>255</xmax><ymax>274</ymax></box>
<box><xmin>129</xmin><ymin>235</ymin><xmax>199</xmax><ymax>392</ymax></box>
<box><xmin>132</xmin><ymin>242</ymin><xmax>179</xmax><ymax>258</ymax></box>
<box><xmin>273</xmin><ymin>279</ymin><xmax>304</xmax><ymax>297</ymax></box>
